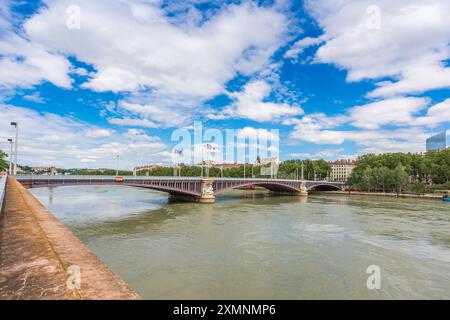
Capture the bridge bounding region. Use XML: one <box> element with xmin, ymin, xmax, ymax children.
<box><xmin>15</xmin><ymin>175</ymin><xmax>344</xmax><ymax>203</ymax></box>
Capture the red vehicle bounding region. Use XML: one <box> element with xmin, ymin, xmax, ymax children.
<box><xmin>115</xmin><ymin>176</ymin><xmax>124</xmax><ymax>182</ymax></box>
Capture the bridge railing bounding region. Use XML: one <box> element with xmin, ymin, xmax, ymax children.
<box><xmin>15</xmin><ymin>175</ymin><xmax>208</xmax><ymax>181</ymax></box>
<box><xmin>0</xmin><ymin>174</ymin><xmax>7</xmax><ymax>214</ymax></box>
<box><xmin>14</xmin><ymin>174</ymin><xmax>344</xmax><ymax>183</ymax></box>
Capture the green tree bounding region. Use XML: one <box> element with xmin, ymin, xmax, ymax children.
<box><xmin>393</xmin><ymin>164</ymin><xmax>409</xmax><ymax>194</ymax></box>
<box><xmin>0</xmin><ymin>150</ymin><xmax>8</xmax><ymax>172</ymax></box>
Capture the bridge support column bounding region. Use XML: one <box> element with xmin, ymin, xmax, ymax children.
<box><xmin>298</xmin><ymin>182</ymin><xmax>308</xmax><ymax>197</ymax></box>
<box><xmin>198</xmin><ymin>178</ymin><xmax>215</xmax><ymax>203</ymax></box>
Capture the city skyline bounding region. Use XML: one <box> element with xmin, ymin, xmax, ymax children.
<box><xmin>1</xmin><ymin>0</ymin><xmax>450</xmax><ymax>169</ymax></box>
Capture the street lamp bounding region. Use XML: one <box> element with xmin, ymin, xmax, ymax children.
<box><xmin>301</xmin><ymin>160</ymin><xmax>304</xmax><ymax>180</ymax></box>
<box><xmin>116</xmin><ymin>154</ymin><xmax>119</xmax><ymax>177</ymax></box>
<box><xmin>7</xmin><ymin>138</ymin><xmax>13</xmax><ymax>175</ymax></box>
<box><xmin>10</xmin><ymin>122</ymin><xmax>18</xmax><ymax>175</ymax></box>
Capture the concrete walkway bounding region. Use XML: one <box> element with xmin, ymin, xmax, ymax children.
<box><xmin>0</xmin><ymin>177</ymin><xmax>140</xmax><ymax>300</ymax></box>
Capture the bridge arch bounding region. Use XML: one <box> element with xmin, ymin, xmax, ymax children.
<box><xmin>213</xmin><ymin>181</ymin><xmax>302</xmax><ymax>195</ymax></box>
<box><xmin>18</xmin><ymin>178</ymin><xmax>203</xmax><ymax>198</ymax></box>
<box><xmin>307</xmin><ymin>184</ymin><xmax>342</xmax><ymax>191</ymax></box>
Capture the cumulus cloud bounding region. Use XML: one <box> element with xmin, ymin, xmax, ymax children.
<box><xmin>13</xmin><ymin>0</ymin><xmax>288</xmax><ymax>121</ymax></box>
<box><xmin>212</xmin><ymin>80</ymin><xmax>304</xmax><ymax>122</ymax></box>
<box><xmin>236</xmin><ymin>127</ymin><xmax>280</xmax><ymax>141</ymax></box>
<box><xmin>300</xmin><ymin>0</ymin><xmax>450</xmax><ymax>97</ymax></box>
<box><xmin>0</xmin><ymin>34</ymin><xmax>72</xmax><ymax>89</ymax></box>
<box><xmin>284</xmin><ymin>35</ymin><xmax>326</xmax><ymax>59</ymax></box>
<box><xmin>288</xmin><ymin>148</ymin><xmax>356</xmax><ymax>160</ymax></box>
<box><xmin>112</xmin><ymin>101</ymin><xmax>190</xmax><ymax>128</ymax></box>
<box><xmin>84</xmin><ymin>128</ymin><xmax>113</xmax><ymax>138</ymax></box>
<box><xmin>414</xmin><ymin>98</ymin><xmax>450</xmax><ymax>127</ymax></box>
<box><xmin>287</xmin><ymin>97</ymin><xmax>450</xmax><ymax>153</ymax></box>
<box><xmin>0</xmin><ymin>104</ymin><xmax>168</xmax><ymax>168</ymax></box>
<box><xmin>108</xmin><ymin>117</ymin><xmax>159</xmax><ymax>129</ymax></box>
<box><xmin>348</xmin><ymin>97</ymin><xmax>429</xmax><ymax>129</ymax></box>
<box><xmin>23</xmin><ymin>92</ymin><xmax>45</xmax><ymax>104</ymax></box>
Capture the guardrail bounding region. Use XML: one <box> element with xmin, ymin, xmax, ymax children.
<box><xmin>0</xmin><ymin>174</ymin><xmax>7</xmax><ymax>215</ymax></box>
<box><xmin>14</xmin><ymin>174</ymin><xmax>342</xmax><ymax>184</ymax></box>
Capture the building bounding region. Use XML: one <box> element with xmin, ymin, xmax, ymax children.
<box><xmin>255</xmin><ymin>157</ymin><xmax>279</xmax><ymax>178</ymax></box>
<box><xmin>426</xmin><ymin>130</ymin><xmax>449</xmax><ymax>151</ymax></box>
<box><xmin>210</xmin><ymin>163</ymin><xmax>246</xmax><ymax>169</ymax></box>
<box><xmin>133</xmin><ymin>165</ymin><xmax>162</xmax><ymax>175</ymax></box>
<box><xmin>329</xmin><ymin>159</ymin><xmax>356</xmax><ymax>182</ymax></box>
<box><xmin>32</xmin><ymin>166</ymin><xmax>50</xmax><ymax>174</ymax></box>
<box><xmin>32</xmin><ymin>166</ymin><xmax>57</xmax><ymax>175</ymax></box>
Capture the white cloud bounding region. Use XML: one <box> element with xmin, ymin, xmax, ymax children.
<box><xmin>288</xmin><ymin>148</ymin><xmax>356</xmax><ymax>160</ymax></box>
<box><xmin>0</xmin><ymin>34</ymin><xmax>72</xmax><ymax>89</ymax></box>
<box><xmin>23</xmin><ymin>92</ymin><xmax>45</xmax><ymax>103</ymax></box>
<box><xmin>289</xmin><ymin>118</ymin><xmax>429</xmax><ymax>153</ymax></box>
<box><xmin>108</xmin><ymin>117</ymin><xmax>159</xmax><ymax>128</ymax></box>
<box><xmin>284</xmin><ymin>35</ymin><xmax>326</xmax><ymax>59</ymax></box>
<box><xmin>115</xmin><ymin>102</ymin><xmax>190</xmax><ymax>127</ymax></box>
<box><xmin>348</xmin><ymin>97</ymin><xmax>429</xmax><ymax>129</ymax></box>
<box><xmin>302</xmin><ymin>0</ymin><xmax>450</xmax><ymax>97</ymax></box>
<box><xmin>286</xmin><ymin>113</ymin><xmax>348</xmax><ymax>144</ymax></box>
<box><xmin>287</xmin><ymin>97</ymin><xmax>450</xmax><ymax>153</ymax></box>
<box><xmin>414</xmin><ymin>98</ymin><xmax>450</xmax><ymax>127</ymax></box>
<box><xmin>17</xmin><ymin>1</ymin><xmax>287</xmax><ymax>112</ymax></box>
<box><xmin>0</xmin><ymin>104</ymin><xmax>168</xmax><ymax>168</ymax></box>
<box><xmin>214</xmin><ymin>80</ymin><xmax>304</xmax><ymax>122</ymax></box>
<box><xmin>122</xmin><ymin>128</ymin><xmax>160</xmax><ymax>141</ymax></box>
<box><xmin>84</xmin><ymin>128</ymin><xmax>113</xmax><ymax>138</ymax></box>
<box><xmin>236</xmin><ymin>127</ymin><xmax>280</xmax><ymax>141</ymax></box>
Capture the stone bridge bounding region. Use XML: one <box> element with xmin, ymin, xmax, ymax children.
<box><xmin>15</xmin><ymin>175</ymin><xmax>344</xmax><ymax>203</ymax></box>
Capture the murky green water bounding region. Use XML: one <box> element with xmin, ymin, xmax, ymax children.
<box><xmin>30</xmin><ymin>186</ymin><xmax>450</xmax><ymax>299</ymax></box>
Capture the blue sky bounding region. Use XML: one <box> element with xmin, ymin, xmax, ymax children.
<box><xmin>0</xmin><ymin>0</ymin><xmax>449</xmax><ymax>168</ymax></box>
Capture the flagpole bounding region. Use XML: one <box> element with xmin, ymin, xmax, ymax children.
<box><xmin>201</xmin><ymin>144</ymin><xmax>204</xmax><ymax>177</ymax></box>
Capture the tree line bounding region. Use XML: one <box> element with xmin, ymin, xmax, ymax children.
<box><xmin>135</xmin><ymin>159</ymin><xmax>332</xmax><ymax>179</ymax></box>
<box><xmin>0</xmin><ymin>151</ymin><xmax>333</xmax><ymax>180</ymax></box>
<box><xmin>347</xmin><ymin>149</ymin><xmax>450</xmax><ymax>193</ymax></box>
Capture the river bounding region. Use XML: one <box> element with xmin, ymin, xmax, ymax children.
<box><xmin>30</xmin><ymin>185</ymin><xmax>450</xmax><ymax>299</ymax></box>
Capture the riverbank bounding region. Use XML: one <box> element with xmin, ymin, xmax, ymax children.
<box><xmin>312</xmin><ymin>190</ymin><xmax>445</xmax><ymax>200</ymax></box>
<box><xmin>0</xmin><ymin>176</ymin><xmax>140</xmax><ymax>300</ymax></box>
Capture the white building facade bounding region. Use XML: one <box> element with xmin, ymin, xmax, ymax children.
<box><xmin>329</xmin><ymin>160</ymin><xmax>356</xmax><ymax>182</ymax></box>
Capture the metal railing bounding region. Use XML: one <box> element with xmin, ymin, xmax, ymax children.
<box><xmin>14</xmin><ymin>174</ymin><xmax>342</xmax><ymax>184</ymax></box>
<box><xmin>0</xmin><ymin>174</ymin><xmax>7</xmax><ymax>215</ymax></box>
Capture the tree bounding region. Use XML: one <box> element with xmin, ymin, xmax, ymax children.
<box><xmin>0</xmin><ymin>150</ymin><xmax>8</xmax><ymax>172</ymax></box>
<box><xmin>346</xmin><ymin>149</ymin><xmax>450</xmax><ymax>193</ymax></box>
<box><xmin>393</xmin><ymin>164</ymin><xmax>409</xmax><ymax>194</ymax></box>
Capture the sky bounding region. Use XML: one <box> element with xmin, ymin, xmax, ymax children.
<box><xmin>0</xmin><ymin>0</ymin><xmax>449</xmax><ymax>169</ymax></box>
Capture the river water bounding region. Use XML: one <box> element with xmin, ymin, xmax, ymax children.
<box><xmin>30</xmin><ymin>185</ymin><xmax>450</xmax><ymax>299</ymax></box>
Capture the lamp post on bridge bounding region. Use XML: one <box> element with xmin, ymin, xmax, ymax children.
<box><xmin>301</xmin><ymin>160</ymin><xmax>304</xmax><ymax>180</ymax></box>
<box><xmin>116</xmin><ymin>154</ymin><xmax>119</xmax><ymax>177</ymax></box>
<box><xmin>10</xmin><ymin>122</ymin><xmax>18</xmax><ymax>175</ymax></box>
<box><xmin>7</xmin><ymin>138</ymin><xmax>13</xmax><ymax>175</ymax></box>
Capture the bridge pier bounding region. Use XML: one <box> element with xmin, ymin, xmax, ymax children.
<box><xmin>168</xmin><ymin>178</ymin><xmax>216</xmax><ymax>203</ymax></box>
<box><xmin>299</xmin><ymin>182</ymin><xmax>308</xmax><ymax>197</ymax></box>
<box><xmin>198</xmin><ymin>178</ymin><xmax>215</xmax><ymax>203</ymax></box>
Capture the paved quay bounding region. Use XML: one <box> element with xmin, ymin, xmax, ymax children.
<box><xmin>0</xmin><ymin>176</ymin><xmax>140</xmax><ymax>300</ymax></box>
<box><xmin>314</xmin><ymin>190</ymin><xmax>444</xmax><ymax>200</ymax></box>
